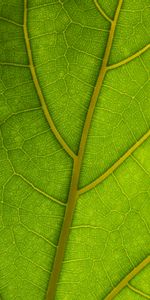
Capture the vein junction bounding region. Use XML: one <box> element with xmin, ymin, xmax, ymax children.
<box><xmin>128</xmin><ymin>283</ymin><xmax>150</xmax><ymax>299</ymax></box>
<box><xmin>104</xmin><ymin>256</ymin><xmax>150</xmax><ymax>300</ymax></box>
<box><xmin>79</xmin><ymin>129</ymin><xmax>150</xmax><ymax>195</ymax></box>
<box><xmin>23</xmin><ymin>0</ymin><xmax>76</xmax><ymax>160</ymax></box>
<box><xmin>93</xmin><ymin>0</ymin><xmax>113</xmax><ymax>23</ymax></box>
<box><xmin>107</xmin><ymin>44</ymin><xmax>150</xmax><ymax>70</ymax></box>
<box><xmin>46</xmin><ymin>1</ymin><xmax>125</xmax><ymax>299</ymax></box>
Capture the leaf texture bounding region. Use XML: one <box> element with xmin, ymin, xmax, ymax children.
<box><xmin>0</xmin><ymin>0</ymin><xmax>150</xmax><ymax>299</ymax></box>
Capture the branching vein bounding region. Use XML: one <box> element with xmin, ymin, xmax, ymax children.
<box><xmin>16</xmin><ymin>173</ymin><xmax>66</xmax><ymax>206</ymax></box>
<box><xmin>93</xmin><ymin>0</ymin><xmax>113</xmax><ymax>23</ymax></box>
<box><xmin>128</xmin><ymin>283</ymin><xmax>150</xmax><ymax>299</ymax></box>
<box><xmin>46</xmin><ymin>1</ymin><xmax>123</xmax><ymax>299</ymax></box>
<box><xmin>0</xmin><ymin>16</ymin><xmax>23</xmax><ymax>27</ymax></box>
<box><xmin>23</xmin><ymin>0</ymin><xmax>76</xmax><ymax>160</ymax></box>
<box><xmin>107</xmin><ymin>44</ymin><xmax>150</xmax><ymax>70</ymax></box>
<box><xmin>104</xmin><ymin>256</ymin><xmax>150</xmax><ymax>300</ymax></box>
<box><xmin>0</xmin><ymin>62</ymin><xmax>29</xmax><ymax>68</ymax></box>
<box><xmin>79</xmin><ymin>129</ymin><xmax>150</xmax><ymax>195</ymax></box>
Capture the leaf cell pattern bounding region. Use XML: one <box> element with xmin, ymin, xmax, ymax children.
<box><xmin>0</xmin><ymin>0</ymin><xmax>150</xmax><ymax>300</ymax></box>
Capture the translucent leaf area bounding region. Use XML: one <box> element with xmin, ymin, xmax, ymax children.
<box><xmin>0</xmin><ymin>0</ymin><xmax>150</xmax><ymax>299</ymax></box>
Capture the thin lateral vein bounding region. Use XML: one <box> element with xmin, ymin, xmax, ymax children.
<box><xmin>21</xmin><ymin>224</ymin><xmax>57</xmax><ymax>248</ymax></box>
<box><xmin>107</xmin><ymin>44</ymin><xmax>150</xmax><ymax>70</ymax></box>
<box><xmin>16</xmin><ymin>173</ymin><xmax>66</xmax><ymax>206</ymax></box>
<box><xmin>128</xmin><ymin>283</ymin><xmax>150</xmax><ymax>299</ymax></box>
<box><xmin>23</xmin><ymin>0</ymin><xmax>76</xmax><ymax>160</ymax></box>
<box><xmin>93</xmin><ymin>0</ymin><xmax>113</xmax><ymax>23</ymax></box>
<box><xmin>46</xmin><ymin>1</ymin><xmax>123</xmax><ymax>299</ymax></box>
<box><xmin>0</xmin><ymin>62</ymin><xmax>29</xmax><ymax>68</ymax></box>
<box><xmin>104</xmin><ymin>256</ymin><xmax>150</xmax><ymax>300</ymax></box>
<box><xmin>79</xmin><ymin>129</ymin><xmax>150</xmax><ymax>195</ymax></box>
<box><xmin>0</xmin><ymin>16</ymin><xmax>23</xmax><ymax>27</ymax></box>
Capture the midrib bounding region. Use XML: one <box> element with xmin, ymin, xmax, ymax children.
<box><xmin>46</xmin><ymin>1</ymin><xmax>123</xmax><ymax>299</ymax></box>
<box><xmin>22</xmin><ymin>0</ymin><xmax>129</xmax><ymax>299</ymax></box>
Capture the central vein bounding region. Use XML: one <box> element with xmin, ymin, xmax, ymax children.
<box><xmin>46</xmin><ymin>1</ymin><xmax>123</xmax><ymax>299</ymax></box>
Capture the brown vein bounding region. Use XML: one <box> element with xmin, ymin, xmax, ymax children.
<box><xmin>46</xmin><ymin>1</ymin><xmax>123</xmax><ymax>299</ymax></box>
<box><xmin>128</xmin><ymin>283</ymin><xmax>150</xmax><ymax>299</ymax></box>
<box><xmin>79</xmin><ymin>129</ymin><xmax>150</xmax><ymax>195</ymax></box>
<box><xmin>107</xmin><ymin>44</ymin><xmax>150</xmax><ymax>70</ymax></box>
<box><xmin>23</xmin><ymin>0</ymin><xmax>76</xmax><ymax>160</ymax></box>
<box><xmin>104</xmin><ymin>256</ymin><xmax>150</xmax><ymax>300</ymax></box>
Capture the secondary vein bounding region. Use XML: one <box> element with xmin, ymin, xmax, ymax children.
<box><xmin>128</xmin><ymin>283</ymin><xmax>150</xmax><ymax>299</ymax></box>
<box><xmin>93</xmin><ymin>0</ymin><xmax>113</xmax><ymax>24</ymax></box>
<box><xmin>16</xmin><ymin>173</ymin><xmax>66</xmax><ymax>206</ymax></box>
<box><xmin>0</xmin><ymin>16</ymin><xmax>23</xmax><ymax>27</ymax></box>
<box><xmin>107</xmin><ymin>44</ymin><xmax>150</xmax><ymax>70</ymax></box>
<box><xmin>0</xmin><ymin>62</ymin><xmax>29</xmax><ymax>68</ymax></box>
<box><xmin>46</xmin><ymin>1</ymin><xmax>123</xmax><ymax>299</ymax></box>
<box><xmin>23</xmin><ymin>0</ymin><xmax>76</xmax><ymax>160</ymax></box>
<box><xmin>78</xmin><ymin>129</ymin><xmax>150</xmax><ymax>195</ymax></box>
<box><xmin>104</xmin><ymin>256</ymin><xmax>150</xmax><ymax>300</ymax></box>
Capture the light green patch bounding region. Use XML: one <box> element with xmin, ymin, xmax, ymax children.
<box><xmin>0</xmin><ymin>0</ymin><xmax>150</xmax><ymax>300</ymax></box>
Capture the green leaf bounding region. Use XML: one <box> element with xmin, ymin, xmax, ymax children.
<box><xmin>0</xmin><ymin>0</ymin><xmax>150</xmax><ymax>299</ymax></box>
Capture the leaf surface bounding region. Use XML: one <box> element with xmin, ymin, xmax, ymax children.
<box><xmin>0</xmin><ymin>0</ymin><xmax>150</xmax><ymax>299</ymax></box>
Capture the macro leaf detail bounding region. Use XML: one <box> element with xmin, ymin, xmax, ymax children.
<box><xmin>0</xmin><ymin>0</ymin><xmax>150</xmax><ymax>300</ymax></box>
